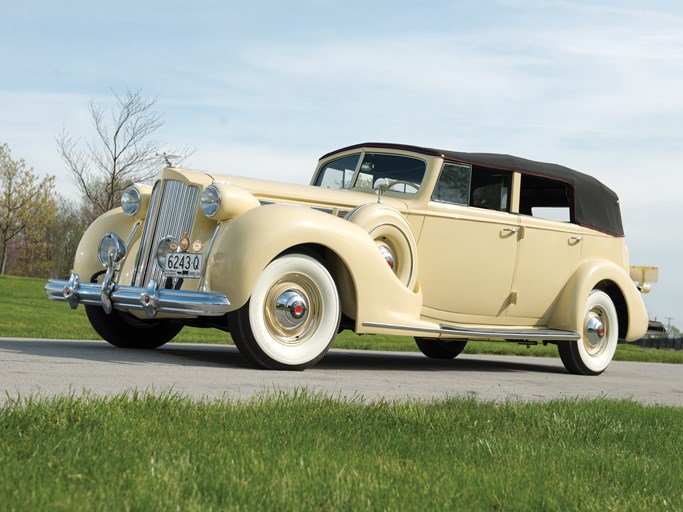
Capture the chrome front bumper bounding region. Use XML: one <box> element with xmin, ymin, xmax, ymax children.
<box><xmin>45</xmin><ymin>273</ymin><xmax>230</xmax><ymax>318</ymax></box>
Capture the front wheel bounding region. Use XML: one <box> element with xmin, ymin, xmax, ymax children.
<box><xmin>85</xmin><ymin>305</ymin><xmax>183</xmax><ymax>349</ymax></box>
<box><xmin>415</xmin><ymin>338</ymin><xmax>468</xmax><ymax>360</ymax></box>
<box><xmin>558</xmin><ymin>290</ymin><xmax>619</xmax><ymax>375</ymax></box>
<box><xmin>229</xmin><ymin>254</ymin><xmax>341</xmax><ymax>370</ymax></box>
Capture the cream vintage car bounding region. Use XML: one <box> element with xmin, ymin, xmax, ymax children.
<box><xmin>46</xmin><ymin>143</ymin><xmax>658</xmax><ymax>375</ymax></box>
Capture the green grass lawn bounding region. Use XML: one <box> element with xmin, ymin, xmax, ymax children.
<box><xmin>2</xmin><ymin>275</ymin><xmax>682</xmax><ymax>510</ymax></box>
<box><xmin>1</xmin><ymin>392</ymin><xmax>681</xmax><ymax>511</ymax></box>
<box><xmin>2</xmin><ymin>274</ymin><xmax>682</xmax><ymax>363</ymax></box>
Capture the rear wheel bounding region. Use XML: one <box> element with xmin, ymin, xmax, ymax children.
<box><xmin>229</xmin><ymin>254</ymin><xmax>341</xmax><ymax>370</ymax></box>
<box><xmin>558</xmin><ymin>290</ymin><xmax>618</xmax><ymax>375</ymax></box>
<box><xmin>85</xmin><ymin>305</ymin><xmax>183</xmax><ymax>349</ymax></box>
<box><xmin>415</xmin><ymin>338</ymin><xmax>468</xmax><ymax>360</ymax></box>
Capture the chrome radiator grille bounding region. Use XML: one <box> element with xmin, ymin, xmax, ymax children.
<box><xmin>132</xmin><ymin>179</ymin><xmax>200</xmax><ymax>286</ymax></box>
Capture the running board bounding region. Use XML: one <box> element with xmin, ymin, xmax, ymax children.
<box><xmin>362</xmin><ymin>322</ymin><xmax>580</xmax><ymax>341</ymax></box>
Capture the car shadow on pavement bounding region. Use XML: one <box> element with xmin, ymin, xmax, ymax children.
<box><xmin>0</xmin><ymin>339</ymin><xmax>567</xmax><ymax>375</ymax></box>
<box><xmin>317</xmin><ymin>349</ymin><xmax>567</xmax><ymax>374</ymax></box>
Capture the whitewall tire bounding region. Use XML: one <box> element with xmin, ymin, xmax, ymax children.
<box><xmin>230</xmin><ymin>253</ymin><xmax>341</xmax><ymax>370</ymax></box>
<box><xmin>558</xmin><ymin>290</ymin><xmax>619</xmax><ymax>375</ymax></box>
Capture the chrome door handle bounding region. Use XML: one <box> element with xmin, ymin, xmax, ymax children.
<box><xmin>570</xmin><ymin>236</ymin><xmax>583</xmax><ymax>242</ymax></box>
<box><xmin>503</xmin><ymin>227</ymin><xmax>519</xmax><ymax>233</ymax></box>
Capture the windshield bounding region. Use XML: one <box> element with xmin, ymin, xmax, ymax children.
<box><xmin>315</xmin><ymin>152</ymin><xmax>426</xmax><ymax>195</ymax></box>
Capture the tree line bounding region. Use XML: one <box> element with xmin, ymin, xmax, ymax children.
<box><xmin>0</xmin><ymin>90</ymin><xmax>189</xmax><ymax>279</ymax></box>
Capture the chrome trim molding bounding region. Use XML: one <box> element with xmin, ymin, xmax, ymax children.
<box><xmin>46</xmin><ymin>273</ymin><xmax>230</xmax><ymax>318</ymax></box>
<box><xmin>362</xmin><ymin>322</ymin><xmax>581</xmax><ymax>341</ymax></box>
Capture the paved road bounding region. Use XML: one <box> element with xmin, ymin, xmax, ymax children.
<box><xmin>1</xmin><ymin>338</ymin><xmax>681</xmax><ymax>406</ymax></box>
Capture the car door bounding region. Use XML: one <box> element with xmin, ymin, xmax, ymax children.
<box><xmin>506</xmin><ymin>174</ymin><xmax>583</xmax><ymax>322</ymax></box>
<box><xmin>417</xmin><ymin>162</ymin><xmax>519</xmax><ymax>320</ymax></box>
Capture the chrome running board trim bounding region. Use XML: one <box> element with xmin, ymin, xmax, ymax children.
<box><xmin>362</xmin><ymin>322</ymin><xmax>580</xmax><ymax>341</ymax></box>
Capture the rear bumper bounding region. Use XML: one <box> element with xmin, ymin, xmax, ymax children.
<box><xmin>45</xmin><ymin>273</ymin><xmax>230</xmax><ymax>318</ymax></box>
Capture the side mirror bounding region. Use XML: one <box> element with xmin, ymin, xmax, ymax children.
<box><xmin>374</xmin><ymin>178</ymin><xmax>389</xmax><ymax>203</ymax></box>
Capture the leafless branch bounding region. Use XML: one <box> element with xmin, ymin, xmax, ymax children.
<box><xmin>57</xmin><ymin>89</ymin><xmax>191</xmax><ymax>218</ymax></box>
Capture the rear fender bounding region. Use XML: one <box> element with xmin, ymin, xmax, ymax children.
<box><xmin>549</xmin><ymin>258</ymin><xmax>648</xmax><ymax>341</ymax></box>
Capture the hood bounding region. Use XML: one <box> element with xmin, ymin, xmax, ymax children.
<box><xmin>204</xmin><ymin>173</ymin><xmax>410</xmax><ymax>213</ymax></box>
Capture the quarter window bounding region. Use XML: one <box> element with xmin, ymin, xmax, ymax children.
<box><xmin>519</xmin><ymin>174</ymin><xmax>574</xmax><ymax>223</ymax></box>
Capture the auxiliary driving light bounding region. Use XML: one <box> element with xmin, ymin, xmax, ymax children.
<box><xmin>98</xmin><ymin>233</ymin><xmax>126</xmax><ymax>266</ymax></box>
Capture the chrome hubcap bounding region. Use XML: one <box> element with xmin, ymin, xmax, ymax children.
<box><xmin>274</xmin><ymin>290</ymin><xmax>308</xmax><ymax>329</ymax></box>
<box><xmin>583</xmin><ymin>308</ymin><xmax>608</xmax><ymax>356</ymax></box>
<box><xmin>376</xmin><ymin>239</ymin><xmax>396</xmax><ymax>271</ymax></box>
<box><xmin>264</xmin><ymin>273</ymin><xmax>321</xmax><ymax>345</ymax></box>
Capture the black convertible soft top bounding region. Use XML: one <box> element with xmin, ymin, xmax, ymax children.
<box><xmin>322</xmin><ymin>143</ymin><xmax>624</xmax><ymax>237</ymax></box>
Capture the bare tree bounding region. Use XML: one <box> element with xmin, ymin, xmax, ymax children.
<box><xmin>57</xmin><ymin>89</ymin><xmax>190</xmax><ymax>220</ymax></box>
<box><xmin>0</xmin><ymin>142</ymin><xmax>56</xmax><ymax>275</ymax></box>
<box><xmin>43</xmin><ymin>197</ymin><xmax>90</xmax><ymax>278</ymax></box>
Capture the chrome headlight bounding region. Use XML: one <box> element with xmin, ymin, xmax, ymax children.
<box><xmin>200</xmin><ymin>185</ymin><xmax>221</xmax><ymax>218</ymax></box>
<box><xmin>98</xmin><ymin>233</ymin><xmax>126</xmax><ymax>266</ymax></box>
<box><xmin>121</xmin><ymin>186</ymin><xmax>142</xmax><ymax>216</ymax></box>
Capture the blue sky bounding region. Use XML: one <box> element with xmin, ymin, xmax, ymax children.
<box><xmin>1</xmin><ymin>0</ymin><xmax>681</xmax><ymax>326</ymax></box>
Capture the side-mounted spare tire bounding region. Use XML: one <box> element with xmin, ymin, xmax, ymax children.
<box><xmin>345</xmin><ymin>203</ymin><xmax>419</xmax><ymax>290</ymax></box>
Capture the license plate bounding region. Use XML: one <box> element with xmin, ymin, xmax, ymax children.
<box><xmin>164</xmin><ymin>252</ymin><xmax>203</xmax><ymax>278</ymax></box>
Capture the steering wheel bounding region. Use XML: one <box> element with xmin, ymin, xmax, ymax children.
<box><xmin>387</xmin><ymin>179</ymin><xmax>420</xmax><ymax>192</ymax></box>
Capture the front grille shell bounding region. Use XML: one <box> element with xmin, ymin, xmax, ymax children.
<box><xmin>132</xmin><ymin>179</ymin><xmax>200</xmax><ymax>286</ymax></box>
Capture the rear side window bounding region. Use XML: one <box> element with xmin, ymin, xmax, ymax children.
<box><xmin>470</xmin><ymin>168</ymin><xmax>511</xmax><ymax>211</ymax></box>
<box><xmin>519</xmin><ymin>174</ymin><xmax>575</xmax><ymax>222</ymax></box>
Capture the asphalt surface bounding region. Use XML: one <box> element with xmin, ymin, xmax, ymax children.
<box><xmin>1</xmin><ymin>338</ymin><xmax>681</xmax><ymax>406</ymax></box>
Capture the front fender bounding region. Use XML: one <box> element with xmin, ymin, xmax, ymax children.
<box><xmin>73</xmin><ymin>208</ymin><xmax>139</xmax><ymax>282</ymax></box>
<box><xmin>549</xmin><ymin>258</ymin><xmax>648</xmax><ymax>341</ymax></box>
<box><xmin>206</xmin><ymin>204</ymin><xmax>423</xmax><ymax>326</ymax></box>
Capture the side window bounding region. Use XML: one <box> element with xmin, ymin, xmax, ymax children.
<box><xmin>314</xmin><ymin>154</ymin><xmax>360</xmax><ymax>189</ymax></box>
<box><xmin>470</xmin><ymin>167</ymin><xmax>511</xmax><ymax>212</ymax></box>
<box><xmin>519</xmin><ymin>174</ymin><xmax>575</xmax><ymax>222</ymax></box>
<box><xmin>432</xmin><ymin>163</ymin><xmax>471</xmax><ymax>204</ymax></box>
